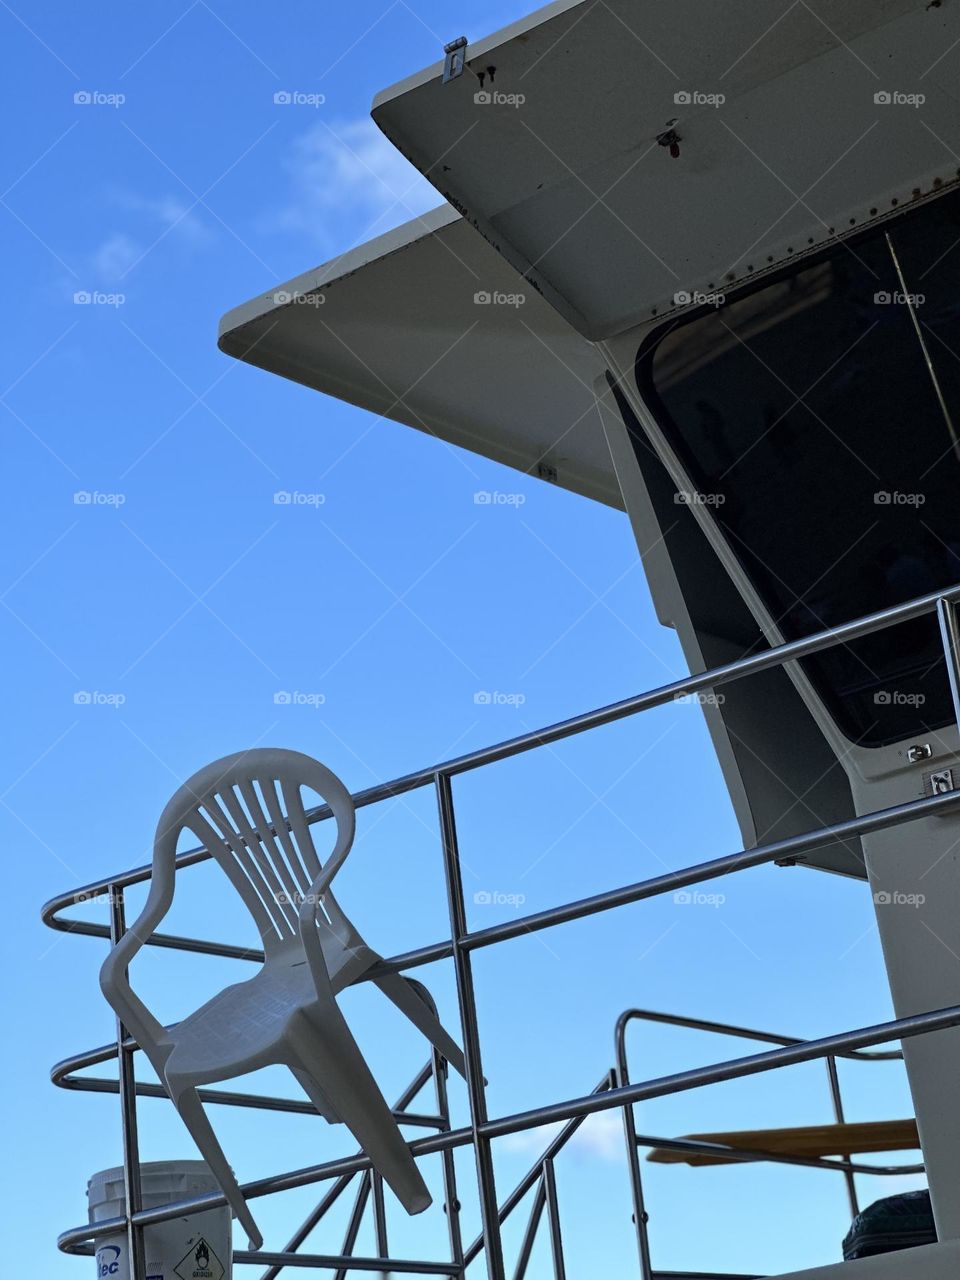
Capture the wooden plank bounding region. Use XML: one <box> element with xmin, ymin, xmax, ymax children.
<box><xmin>647</xmin><ymin>1119</ymin><xmax>919</xmax><ymax>1166</ymax></box>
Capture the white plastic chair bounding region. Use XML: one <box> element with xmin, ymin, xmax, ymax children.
<box><xmin>99</xmin><ymin>748</ymin><xmax>467</xmax><ymax>1249</ymax></box>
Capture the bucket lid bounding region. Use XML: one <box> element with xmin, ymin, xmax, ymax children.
<box><xmin>88</xmin><ymin>1161</ymin><xmax>220</xmax><ymax>1212</ymax></box>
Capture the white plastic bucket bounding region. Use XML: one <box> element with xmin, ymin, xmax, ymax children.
<box><xmin>88</xmin><ymin>1162</ymin><xmax>232</xmax><ymax>1280</ymax></box>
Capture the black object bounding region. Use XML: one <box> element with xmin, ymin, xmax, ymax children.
<box><xmin>843</xmin><ymin>1190</ymin><xmax>937</xmax><ymax>1261</ymax></box>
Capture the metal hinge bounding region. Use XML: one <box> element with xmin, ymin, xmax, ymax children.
<box><xmin>924</xmin><ymin>766</ymin><xmax>958</xmax><ymax>796</ymax></box>
<box><xmin>443</xmin><ymin>36</ymin><xmax>468</xmax><ymax>83</ymax></box>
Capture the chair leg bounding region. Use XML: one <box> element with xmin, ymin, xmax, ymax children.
<box><xmin>171</xmin><ymin>1086</ymin><xmax>264</xmax><ymax>1250</ymax></box>
<box><xmin>373</xmin><ymin>972</ymin><xmax>468</xmax><ymax>1079</ymax></box>
<box><xmin>288</xmin><ymin>1006</ymin><xmax>432</xmax><ymax>1216</ymax></box>
<box><xmin>291</xmin><ymin>1065</ymin><xmax>340</xmax><ymax>1123</ymax></box>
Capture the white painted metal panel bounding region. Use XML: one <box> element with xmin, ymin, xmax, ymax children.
<box><xmin>219</xmin><ymin>207</ymin><xmax>614</xmax><ymax>506</ymax></box>
<box><xmin>373</xmin><ymin>0</ymin><xmax>960</xmax><ymax>338</ymax></box>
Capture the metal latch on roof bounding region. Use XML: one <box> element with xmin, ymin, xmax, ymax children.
<box><xmin>443</xmin><ymin>36</ymin><xmax>467</xmax><ymax>83</ymax></box>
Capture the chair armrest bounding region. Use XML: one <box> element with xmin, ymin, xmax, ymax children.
<box><xmin>99</xmin><ymin>825</ymin><xmax>180</xmax><ymax>1061</ymax></box>
<box><xmin>297</xmin><ymin>861</ymin><xmax>342</xmax><ymax>1000</ymax></box>
<box><xmin>295</xmin><ymin>770</ymin><xmax>357</xmax><ymax>997</ymax></box>
<box><xmin>100</xmin><ymin>942</ymin><xmax>171</xmax><ymax>1062</ymax></box>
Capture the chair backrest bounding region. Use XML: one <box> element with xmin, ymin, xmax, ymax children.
<box><xmin>156</xmin><ymin>748</ymin><xmax>356</xmax><ymax>949</ymax></box>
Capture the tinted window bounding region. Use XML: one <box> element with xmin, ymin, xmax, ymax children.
<box><xmin>642</xmin><ymin>193</ymin><xmax>960</xmax><ymax>747</ymax></box>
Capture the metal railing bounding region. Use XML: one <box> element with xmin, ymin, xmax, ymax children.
<box><xmin>614</xmin><ymin>1010</ymin><xmax>924</xmax><ymax>1279</ymax></box>
<box><xmin>42</xmin><ymin>586</ymin><xmax>960</xmax><ymax>1279</ymax></box>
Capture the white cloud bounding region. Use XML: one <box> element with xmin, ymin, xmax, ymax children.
<box><xmin>114</xmin><ymin>191</ymin><xmax>213</xmax><ymax>246</ymax></box>
<box><xmin>262</xmin><ymin>117</ymin><xmax>438</xmax><ymax>247</ymax></box>
<box><xmin>92</xmin><ymin>232</ymin><xmax>141</xmax><ymax>282</ymax></box>
<box><xmin>501</xmin><ymin>1111</ymin><xmax>625</xmax><ymax>1164</ymax></box>
<box><xmin>89</xmin><ymin>190</ymin><xmax>214</xmax><ymax>284</ymax></box>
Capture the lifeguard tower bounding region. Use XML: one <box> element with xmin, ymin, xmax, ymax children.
<box><xmin>45</xmin><ymin>2</ymin><xmax>960</xmax><ymax>1277</ymax></box>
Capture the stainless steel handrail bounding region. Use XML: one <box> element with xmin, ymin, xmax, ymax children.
<box><xmin>45</xmin><ymin>588</ymin><xmax>960</xmax><ymax>1279</ymax></box>
<box><xmin>616</xmin><ymin>1009</ymin><xmax>903</xmax><ymax>1065</ymax></box>
<box><xmin>614</xmin><ymin>1008</ymin><xmax>921</xmax><ymax>1276</ymax></box>
<box><xmin>41</xmin><ymin>581</ymin><xmax>960</xmax><ymax>940</ymax></box>
<box><xmin>58</xmin><ymin>1000</ymin><xmax>960</xmax><ymax>1251</ymax></box>
<box><xmin>51</xmin><ymin>787</ymin><xmax>960</xmax><ymax>1122</ymax></box>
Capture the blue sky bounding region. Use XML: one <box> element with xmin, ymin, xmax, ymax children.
<box><xmin>0</xmin><ymin>2</ymin><xmax>924</xmax><ymax>1277</ymax></box>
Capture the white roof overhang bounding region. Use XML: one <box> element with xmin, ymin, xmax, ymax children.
<box><xmin>218</xmin><ymin>205</ymin><xmax>615</xmax><ymax>506</ymax></box>
<box><xmin>373</xmin><ymin>0</ymin><xmax>960</xmax><ymax>339</ymax></box>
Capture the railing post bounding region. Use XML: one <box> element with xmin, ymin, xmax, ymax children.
<box><xmin>937</xmin><ymin>596</ymin><xmax>960</xmax><ymax>728</ymax></box>
<box><xmin>109</xmin><ymin>885</ymin><xmax>147</xmax><ymax>1280</ymax></box>
<box><xmin>512</xmin><ymin>1174</ymin><xmax>546</xmax><ymax>1280</ymax></box>
<box><xmin>825</xmin><ymin>1056</ymin><xmax>859</xmax><ymax>1218</ymax></box>
<box><xmin>371</xmin><ymin>1171</ymin><xmax>389</xmax><ymax>1278</ymax></box>
<box><xmin>614</xmin><ymin>1031</ymin><xmax>655</xmax><ymax>1280</ymax></box>
<box><xmin>334</xmin><ymin>1171</ymin><xmax>371</xmax><ymax>1280</ymax></box>
<box><xmin>433</xmin><ymin>1049</ymin><xmax>465</xmax><ymax>1277</ymax></box>
<box><xmin>435</xmin><ymin>772</ymin><xmax>506</xmax><ymax>1280</ymax></box>
<box><xmin>542</xmin><ymin>1158</ymin><xmax>566</xmax><ymax>1280</ymax></box>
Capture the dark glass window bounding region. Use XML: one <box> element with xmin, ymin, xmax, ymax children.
<box><xmin>641</xmin><ymin>191</ymin><xmax>960</xmax><ymax>747</ymax></box>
